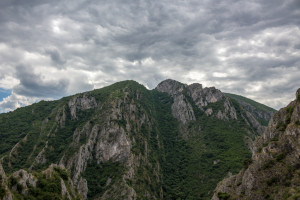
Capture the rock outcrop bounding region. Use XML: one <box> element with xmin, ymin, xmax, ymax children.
<box><xmin>0</xmin><ymin>164</ymin><xmax>82</xmax><ymax>200</ymax></box>
<box><xmin>212</xmin><ymin>88</ymin><xmax>300</xmax><ymax>200</ymax></box>
<box><xmin>156</xmin><ymin>79</ymin><xmax>195</xmax><ymax>124</ymax></box>
<box><xmin>68</xmin><ymin>94</ymin><xmax>98</xmax><ymax>119</ymax></box>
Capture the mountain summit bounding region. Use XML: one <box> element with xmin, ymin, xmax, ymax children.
<box><xmin>0</xmin><ymin>80</ymin><xmax>276</xmax><ymax>199</ymax></box>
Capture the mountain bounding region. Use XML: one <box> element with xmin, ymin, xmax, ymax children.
<box><xmin>0</xmin><ymin>79</ymin><xmax>275</xmax><ymax>200</ymax></box>
<box><xmin>212</xmin><ymin>89</ymin><xmax>300</xmax><ymax>200</ymax></box>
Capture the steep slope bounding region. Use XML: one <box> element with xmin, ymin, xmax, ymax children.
<box><xmin>0</xmin><ymin>81</ymin><xmax>166</xmax><ymax>199</ymax></box>
<box><xmin>212</xmin><ymin>89</ymin><xmax>300</xmax><ymax>200</ymax></box>
<box><xmin>155</xmin><ymin>79</ymin><xmax>276</xmax><ymax>199</ymax></box>
<box><xmin>0</xmin><ymin>79</ymin><xmax>276</xmax><ymax>200</ymax></box>
<box><xmin>225</xmin><ymin>93</ymin><xmax>276</xmax><ymax>126</ymax></box>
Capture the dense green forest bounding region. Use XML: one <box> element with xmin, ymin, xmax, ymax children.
<box><xmin>0</xmin><ymin>80</ymin><xmax>275</xmax><ymax>199</ymax></box>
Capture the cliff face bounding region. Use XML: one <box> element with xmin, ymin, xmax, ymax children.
<box><xmin>156</xmin><ymin>79</ymin><xmax>269</xmax><ymax>135</ymax></box>
<box><xmin>0</xmin><ymin>80</ymin><xmax>276</xmax><ymax>200</ymax></box>
<box><xmin>212</xmin><ymin>89</ymin><xmax>300</xmax><ymax>200</ymax></box>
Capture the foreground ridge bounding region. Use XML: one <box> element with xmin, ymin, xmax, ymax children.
<box><xmin>212</xmin><ymin>88</ymin><xmax>300</xmax><ymax>200</ymax></box>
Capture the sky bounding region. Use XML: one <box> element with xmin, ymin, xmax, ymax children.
<box><xmin>0</xmin><ymin>0</ymin><xmax>299</xmax><ymax>113</ymax></box>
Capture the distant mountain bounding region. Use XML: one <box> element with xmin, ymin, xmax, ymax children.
<box><xmin>0</xmin><ymin>79</ymin><xmax>275</xmax><ymax>200</ymax></box>
<box><xmin>212</xmin><ymin>89</ymin><xmax>300</xmax><ymax>200</ymax></box>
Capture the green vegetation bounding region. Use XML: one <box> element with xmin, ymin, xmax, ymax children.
<box><xmin>83</xmin><ymin>161</ymin><xmax>125</xmax><ymax>199</ymax></box>
<box><xmin>0</xmin><ymin>100</ymin><xmax>58</xmax><ymax>156</ymax></box>
<box><xmin>225</xmin><ymin>93</ymin><xmax>276</xmax><ymax>126</ymax></box>
<box><xmin>7</xmin><ymin>167</ymin><xmax>80</xmax><ymax>200</ymax></box>
<box><xmin>0</xmin><ymin>185</ymin><xmax>6</xmax><ymax>199</ymax></box>
<box><xmin>0</xmin><ymin>80</ymin><xmax>275</xmax><ymax>200</ymax></box>
<box><xmin>225</xmin><ymin>93</ymin><xmax>276</xmax><ymax>113</ymax></box>
<box><xmin>217</xmin><ymin>192</ymin><xmax>230</xmax><ymax>200</ymax></box>
<box><xmin>151</xmin><ymin>90</ymin><xmax>191</xmax><ymax>199</ymax></box>
<box><xmin>243</xmin><ymin>158</ymin><xmax>253</xmax><ymax>169</ymax></box>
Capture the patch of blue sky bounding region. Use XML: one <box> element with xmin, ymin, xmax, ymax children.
<box><xmin>0</xmin><ymin>88</ymin><xmax>12</xmax><ymax>101</ymax></box>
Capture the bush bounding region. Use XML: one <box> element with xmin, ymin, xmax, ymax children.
<box><xmin>54</xmin><ymin>167</ymin><xmax>69</xmax><ymax>181</ymax></box>
<box><xmin>0</xmin><ymin>186</ymin><xmax>5</xmax><ymax>198</ymax></box>
<box><xmin>275</xmin><ymin>153</ymin><xmax>286</xmax><ymax>162</ymax></box>
<box><xmin>262</xmin><ymin>160</ymin><xmax>275</xmax><ymax>170</ymax></box>
<box><xmin>243</xmin><ymin>158</ymin><xmax>252</xmax><ymax>169</ymax></box>
<box><xmin>217</xmin><ymin>192</ymin><xmax>230</xmax><ymax>200</ymax></box>
<box><xmin>266</xmin><ymin>177</ymin><xmax>279</xmax><ymax>186</ymax></box>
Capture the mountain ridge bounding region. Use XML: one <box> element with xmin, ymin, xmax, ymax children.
<box><xmin>0</xmin><ymin>79</ymin><xmax>276</xmax><ymax>200</ymax></box>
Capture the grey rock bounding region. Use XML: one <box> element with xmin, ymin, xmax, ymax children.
<box><xmin>212</xmin><ymin>88</ymin><xmax>300</xmax><ymax>200</ymax></box>
<box><xmin>171</xmin><ymin>94</ymin><xmax>196</xmax><ymax>124</ymax></box>
<box><xmin>68</xmin><ymin>94</ymin><xmax>98</xmax><ymax>119</ymax></box>
<box><xmin>77</xmin><ymin>177</ymin><xmax>88</xmax><ymax>199</ymax></box>
<box><xmin>155</xmin><ymin>79</ymin><xmax>186</xmax><ymax>96</ymax></box>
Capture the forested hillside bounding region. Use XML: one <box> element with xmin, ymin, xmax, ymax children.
<box><xmin>0</xmin><ymin>80</ymin><xmax>275</xmax><ymax>200</ymax></box>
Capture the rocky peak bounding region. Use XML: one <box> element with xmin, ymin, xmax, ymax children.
<box><xmin>156</xmin><ymin>79</ymin><xmax>235</xmax><ymax>123</ymax></box>
<box><xmin>187</xmin><ymin>84</ymin><xmax>224</xmax><ymax>108</ymax></box>
<box><xmin>155</xmin><ymin>79</ymin><xmax>186</xmax><ymax>96</ymax></box>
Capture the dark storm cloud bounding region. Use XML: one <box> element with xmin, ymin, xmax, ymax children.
<box><xmin>13</xmin><ymin>65</ymin><xmax>68</xmax><ymax>98</ymax></box>
<box><xmin>0</xmin><ymin>0</ymin><xmax>299</xmax><ymax>112</ymax></box>
<box><xmin>45</xmin><ymin>48</ymin><xmax>66</xmax><ymax>67</ymax></box>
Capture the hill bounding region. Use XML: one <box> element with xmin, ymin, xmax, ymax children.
<box><xmin>0</xmin><ymin>79</ymin><xmax>275</xmax><ymax>200</ymax></box>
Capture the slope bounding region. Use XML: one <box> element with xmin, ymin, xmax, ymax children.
<box><xmin>0</xmin><ymin>79</ymin><xmax>275</xmax><ymax>200</ymax></box>
<box><xmin>212</xmin><ymin>89</ymin><xmax>300</xmax><ymax>200</ymax></box>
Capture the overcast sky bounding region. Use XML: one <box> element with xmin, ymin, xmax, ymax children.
<box><xmin>0</xmin><ymin>0</ymin><xmax>299</xmax><ymax>112</ymax></box>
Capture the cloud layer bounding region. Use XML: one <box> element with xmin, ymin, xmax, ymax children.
<box><xmin>0</xmin><ymin>0</ymin><xmax>300</xmax><ymax>112</ymax></box>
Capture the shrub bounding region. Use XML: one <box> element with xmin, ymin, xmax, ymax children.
<box><xmin>266</xmin><ymin>176</ymin><xmax>279</xmax><ymax>186</ymax></box>
<box><xmin>243</xmin><ymin>158</ymin><xmax>252</xmax><ymax>169</ymax></box>
<box><xmin>275</xmin><ymin>153</ymin><xmax>286</xmax><ymax>162</ymax></box>
<box><xmin>0</xmin><ymin>186</ymin><xmax>5</xmax><ymax>198</ymax></box>
<box><xmin>54</xmin><ymin>167</ymin><xmax>69</xmax><ymax>181</ymax></box>
<box><xmin>9</xmin><ymin>177</ymin><xmax>17</xmax><ymax>188</ymax></box>
<box><xmin>217</xmin><ymin>192</ymin><xmax>230</xmax><ymax>200</ymax></box>
<box><xmin>276</xmin><ymin>121</ymin><xmax>286</xmax><ymax>131</ymax></box>
<box><xmin>16</xmin><ymin>183</ymin><xmax>23</xmax><ymax>193</ymax></box>
<box><xmin>262</xmin><ymin>160</ymin><xmax>275</xmax><ymax>170</ymax></box>
<box><xmin>257</xmin><ymin>147</ymin><xmax>262</xmax><ymax>153</ymax></box>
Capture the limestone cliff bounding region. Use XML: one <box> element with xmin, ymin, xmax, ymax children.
<box><xmin>156</xmin><ymin>79</ymin><xmax>271</xmax><ymax>135</ymax></box>
<box><xmin>212</xmin><ymin>89</ymin><xmax>300</xmax><ymax>200</ymax></box>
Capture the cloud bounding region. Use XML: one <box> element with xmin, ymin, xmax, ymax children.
<box><xmin>0</xmin><ymin>0</ymin><xmax>299</xmax><ymax>112</ymax></box>
<box><xmin>45</xmin><ymin>48</ymin><xmax>66</xmax><ymax>67</ymax></box>
<box><xmin>13</xmin><ymin>65</ymin><xmax>69</xmax><ymax>98</ymax></box>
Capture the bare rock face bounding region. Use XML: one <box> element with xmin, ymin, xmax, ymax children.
<box><xmin>215</xmin><ymin>98</ymin><xmax>238</xmax><ymax>120</ymax></box>
<box><xmin>77</xmin><ymin>177</ymin><xmax>88</xmax><ymax>199</ymax></box>
<box><xmin>11</xmin><ymin>169</ymin><xmax>37</xmax><ymax>195</ymax></box>
<box><xmin>212</xmin><ymin>88</ymin><xmax>300</xmax><ymax>200</ymax></box>
<box><xmin>0</xmin><ymin>163</ymin><xmax>13</xmax><ymax>200</ymax></box>
<box><xmin>237</xmin><ymin>100</ymin><xmax>273</xmax><ymax>124</ymax></box>
<box><xmin>68</xmin><ymin>94</ymin><xmax>98</xmax><ymax>119</ymax></box>
<box><xmin>155</xmin><ymin>79</ymin><xmax>186</xmax><ymax>96</ymax></box>
<box><xmin>156</xmin><ymin>79</ymin><xmax>238</xmax><ymax>124</ymax></box>
<box><xmin>171</xmin><ymin>94</ymin><xmax>196</xmax><ymax>124</ymax></box>
<box><xmin>187</xmin><ymin>84</ymin><xmax>224</xmax><ymax>109</ymax></box>
<box><xmin>156</xmin><ymin>79</ymin><xmax>196</xmax><ymax>124</ymax></box>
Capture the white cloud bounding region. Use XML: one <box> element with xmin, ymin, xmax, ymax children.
<box><xmin>0</xmin><ymin>0</ymin><xmax>299</xmax><ymax>112</ymax></box>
